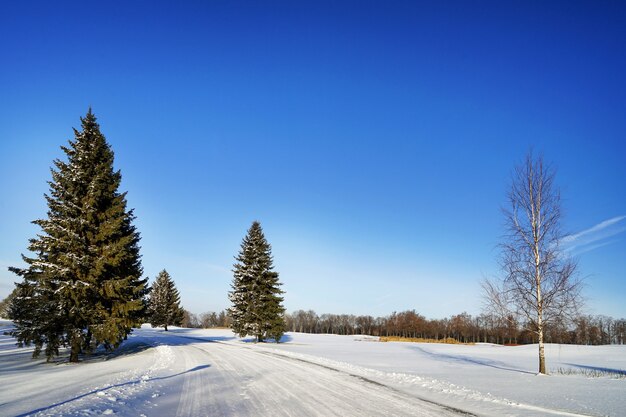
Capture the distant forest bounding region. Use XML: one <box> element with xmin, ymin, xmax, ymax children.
<box><xmin>182</xmin><ymin>309</ymin><xmax>626</xmax><ymax>346</ymax></box>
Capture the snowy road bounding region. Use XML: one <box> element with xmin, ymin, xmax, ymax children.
<box><xmin>3</xmin><ymin>324</ymin><xmax>623</xmax><ymax>417</ymax></box>
<box><xmin>149</xmin><ymin>332</ymin><xmax>471</xmax><ymax>417</ymax></box>
<box><xmin>0</xmin><ymin>326</ymin><xmax>470</xmax><ymax>417</ymax></box>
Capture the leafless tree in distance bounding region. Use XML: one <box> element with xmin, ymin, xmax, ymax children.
<box><xmin>483</xmin><ymin>151</ymin><xmax>582</xmax><ymax>374</ymax></box>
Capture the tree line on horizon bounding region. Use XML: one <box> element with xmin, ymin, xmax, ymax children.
<box><xmin>175</xmin><ymin>308</ymin><xmax>626</xmax><ymax>346</ymax></box>
<box><xmin>284</xmin><ymin>309</ymin><xmax>626</xmax><ymax>346</ymax></box>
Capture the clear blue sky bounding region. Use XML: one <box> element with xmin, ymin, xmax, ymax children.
<box><xmin>1</xmin><ymin>1</ymin><xmax>625</xmax><ymax>319</ymax></box>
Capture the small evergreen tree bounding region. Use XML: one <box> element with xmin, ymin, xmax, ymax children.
<box><xmin>148</xmin><ymin>270</ymin><xmax>184</xmax><ymax>331</ymax></box>
<box><xmin>229</xmin><ymin>221</ymin><xmax>285</xmax><ymax>342</ymax></box>
<box><xmin>9</xmin><ymin>110</ymin><xmax>148</xmax><ymax>362</ymax></box>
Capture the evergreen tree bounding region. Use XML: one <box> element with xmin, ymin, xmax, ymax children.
<box><xmin>9</xmin><ymin>110</ymin><xmax>148</xmax><ymax>362</ymax></box>
<box><xmin>148</xmin><ymin>269</ymin><xmax>184</xmax><ymax>331</ymax></box>
<box><xmin>229</xmin><ymin>221</ymin><xmax>285</xmax><ymax>342</ymax></box>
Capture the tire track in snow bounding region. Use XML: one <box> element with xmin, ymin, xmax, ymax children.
<box><xmin>253</xmin><ymin>348</ymin><xmax>475</xmax><ymax>416</ymax></box>
<box><xmin>225</xmin><ymin>342</ymin><xmax>468</xmax><ymax>416</ymax></box>
<box><xmin>221</xmin><ymin>341</ymin><xmax>597</xmax><ymax>417</ymax></box>
<box><xmin>160</xmin><ymin>332</ymin><xmax>597</xmax><ymax>417</ymax></box>
<box><xmin>166</xmin><ymin>336</ymin><xmax>469</xmax><ymax>417</ymax></box>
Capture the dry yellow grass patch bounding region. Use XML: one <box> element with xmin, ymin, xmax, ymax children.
<box><xmin>379</xmin><ymin>336</ymin><xmax>474</xmax><ymax>345</ymax></box>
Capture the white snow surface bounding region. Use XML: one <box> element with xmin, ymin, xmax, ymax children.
<box><xmin>1</xmin><ymin>320</ymin><xmax>624</xmax><ymax>417</ymax></box>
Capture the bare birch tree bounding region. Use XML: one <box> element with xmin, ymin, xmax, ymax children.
<box><xmin>483</xmin><ymin>151</ymin><xmax>582</xmax><ymax>374</ymax></box>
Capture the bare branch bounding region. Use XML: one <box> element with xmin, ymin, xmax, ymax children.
<box><xmin>482</xmin><ymin>151</ymin><xmax>581</xmax><ymax>374</ymax></box>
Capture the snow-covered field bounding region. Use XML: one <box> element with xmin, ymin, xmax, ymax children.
<box><xmin>1</xmin><ymin>320</ymin><xmax>624</xmax><ymax>417</ymax></box>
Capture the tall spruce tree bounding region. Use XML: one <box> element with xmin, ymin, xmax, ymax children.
<box><xmin>9</xmin><ymin>110</ymin><xmax>148</xmax><ymax>362</ymax></box>
<box><xmin>229</xmin><ymin>221</ymin><xmax>286</xmax><ymax>342</ymax></box>
<box><xmin>148</xmin><ymin>269</ymin><xmax>184</xmax><ymax>331</ymax></box>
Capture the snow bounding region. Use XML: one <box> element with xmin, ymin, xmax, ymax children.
<box><xmin>1</xmin><ymin>321</ymin><xmax>624</xmax><ymax>416</ymax></box>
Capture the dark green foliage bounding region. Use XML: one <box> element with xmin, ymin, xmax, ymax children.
<box><xmin>148</xmin><ymin>269</ymin><xmax>184</xmax><ymax>331</ymax></box>
<box><xmin>9</xmin><ymin>110</ymin><xmax>148</xmax><ymax>362</ymax></box>
<box><xmin>229</xmin><ymin>221</ymin><xmax>286</xmax><ymax>342</ymax></box>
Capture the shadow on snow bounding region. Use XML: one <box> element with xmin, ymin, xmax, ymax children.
<box><xmin>562</xmin><ymin>362</ymin><xmax>626</xmax><ymax>376</ymax></box>
<box><xmin>14</xmin><ymin>364</ymin><xmax>211</xmax><ymax>417</ymax></box>
<box><xmin>238</xmin><ymin>334</ymin><xmax>293</xmax><ymax>344</ymax></box>
<box><xmin>409</xmin><ymin>345</ymin><xmax>536</xmax><ymax>375</ymax></box>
